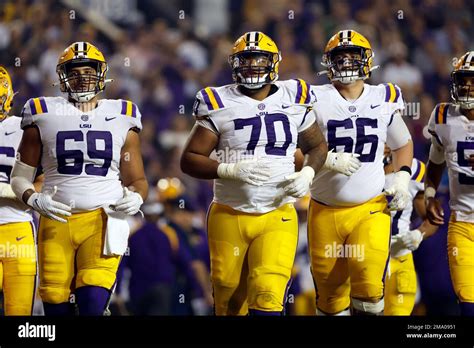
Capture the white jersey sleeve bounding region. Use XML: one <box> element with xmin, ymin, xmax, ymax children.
<box><xmin>298</xmin><ymin>106</ymin><xmax>316</xmax><ymax>133</ymax></box>
<box><xmin>192</xmin><ymin>88</ymin><xmax>220</xmax><ymax>134</ymax></box>
<box><xmin>386</xmin><ymin>112</ymin><xmax>412</xmax><ymax>149</ymax></box>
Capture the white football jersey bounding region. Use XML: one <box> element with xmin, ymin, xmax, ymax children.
<box><xmin>428</xmin><ymin>103</ymin><xmax>474</xmax><ymax>219</ymax></box>
<box><xmin>385</xmin><ymin>158</ymin><xmax>425</xmax><ymax>235</ymax></box>
<box><xmin>194</xmin><ymin>80</ymin><xmax>315</xmax><ymax>213</ymax></box>
<box><xmin>310</xmin><ymin>83</ymin><xmax>409</xmax><ymax>206</ymax></box>
<box><xmin>21</xmin><ymin>97</ymin><xmax>142</xmax><ymax>212</ymax></box>
<box><xmin>0</xmin><ymin>116</ymin><xmax>32</xmax><ymax>224</ymax></box>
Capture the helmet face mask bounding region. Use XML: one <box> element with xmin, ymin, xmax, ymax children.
<box><xmin>229</xmin><ymin>32</ymin><xmax>281</xmax><ymax>90</ymax></box>
<box><xmin>320</xmin><ymin>30</ymin><xmax>376</xmax><ymax>84</ymax></box>
<box><xmin>326</xmin><ymin>47</ymin><xmax>369</xmax><ymax>84</ymax></box>
<box><xmin>56</xmin><ymin>42</ymin><xmax>109</xmax><ymax>103</ymax></box>
<box><xmin>451</xmin><ymin>70</ymin><xmax>474</xmax><ymax>109</ymax></box>
<box><xmin>229</xmin><ymin>51</ymin><xmax>276</xmax><ymax>89</ymax></box>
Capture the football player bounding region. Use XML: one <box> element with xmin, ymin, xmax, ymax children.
<box><xmin>181</xmin><ymin>31</ymin><xmax>328</xmax><ymax>315</ymax></box>
<box><xmin>383</xmin><ymin>146</ymin><xmax>438</xmax><ymax>315</ymax></box>
<box><xmin>10</xmin><ymin>42</ymin><xmax>148</xmax><ymax>315</ymax></box>
<box><xmin>425</xmin><ymin>51</ymin><xmax>474</xmax><ymax>316</ymax></box>
<box><xmin>308</xmin><ymin>30</ymin><xmax>414</xmax><ymax>315</ymax></box>
<box><xmin>0</xmin><ymin>66</ymin><xmax>42</xmax><ymax>315</ymax></box>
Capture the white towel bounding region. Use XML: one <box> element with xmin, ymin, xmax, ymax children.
<box><xmin>103</xmin><ymin>206</ymin><xmax>130</xmax><ymax>256</ymax></box>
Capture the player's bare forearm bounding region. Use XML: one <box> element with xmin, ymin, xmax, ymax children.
<box><xmin>297</xmin><ymin>122</ymin><xmax>328</xmax><ymax>173</ymax></box>
<box><xmin>418</xmin><ymin>218</ymin><xmax>439</xmax><ymax>239</ymax></box>
<box><xmin>181</xmin><ymin>152</ymin><xmax>220</xmax><ymax>179</ymax></box>
<box><xmin>181</xmin><ymin>124</ymin><xmax>220</xmax><ymax>179</ymax></box>
<box><xmin>120</xmin><ymin>130</ymin><xmax>149</xmax><ymax>200</ymax></box>
<box><xmin>391</xmin><ymin>140</ymin><xmax>413</xmax><ymax>171</ymax></box>
<box><xmin>17</xmin><ymin>126</ymin><xmax>42</xmax><ymax>167</ymax></box>
<box><xmin>124</xmin><ymin>177</ymin><xmax>148</xmax><ymax>200</ymax></box>
<box><xmin>413</xmin><ymin>192</ymin><xmax>427</xmax><ymax>218</ymax></box>
<box><xmin>425</xmin><ymin>160</ymin><xmax>445</xmax><ymax>191</ymax></box>
<box><xmin>294</xmin><ymin>148</ymin><xmax>304</xmax><ymax>171</ymax></box>
<box><xmin>33</xmin><ymin>174</ymin><xmax>44</xmax><ymax>193</ymax></box>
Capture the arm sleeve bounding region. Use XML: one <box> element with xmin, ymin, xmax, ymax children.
<box><xmin>298</xmin><ymin>107</ymin><xmax>316</xmax><ymax>133</ymax></box>
<box><xmin>386</xmin><ymin>111</ymin><xmax>412</xmax><ymax>149</ymax></box>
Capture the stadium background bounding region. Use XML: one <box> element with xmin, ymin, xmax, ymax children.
<box><xmin>0</xmin><ymin>0</ymin><xmax>472</xmax><ymax>315</ymax></box>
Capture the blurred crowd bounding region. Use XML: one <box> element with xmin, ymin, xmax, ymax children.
<box><xmin>0</xmin><ymin>0</ymin><xmax>472</xmax><ymax>315</ymax></box>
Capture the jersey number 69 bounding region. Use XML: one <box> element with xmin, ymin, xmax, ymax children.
<box><xmin>56</xmin><ymin>130</ymin><xmax>112</xmax><ymax>176</ymax></box>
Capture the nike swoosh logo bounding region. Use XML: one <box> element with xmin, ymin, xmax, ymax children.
<box><xmin>282</xmin><ymin>105</ymin><xmax>291</xmax><ymax>109</ymax></box>
<box><xmin>282</xmin><ymin>218</ymin><xmax>292</xmax><ymax>222</ymax></box>
<box><xmin>105</xmin><ymin>117</ymin><xmax>117</xmax><ymax>121</ymax></box>
<box><xmin>370</xmin><ymin>211</ymin><xmax>380</xmax><ymax>215</ymax></box>
<box><xmin>399</xmin><ymin>259</ymin><xmax>407</xmax><ymax>263</ymax></box>
<box><xmin>370</xmin><ymin>104</ymin><xmax>380</xmax><ymax>109</ymax></box>
<box><xmin>16</xmin><ymin>236</ymin><xmax>26</xmax><ymax>241</ymax></box>
<box><xmin>5</xmin><ymin>131</ymin><xmax>16</xmax><ymax>136</ymax></box>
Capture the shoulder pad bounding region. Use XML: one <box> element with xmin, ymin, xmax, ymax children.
<box><xmin>28</xmin><ymin>97</ymin><xmax>49</xmax><ymax>116</ymax></box>
<box><xmin>433</xmin><ymin>103</ymin><xmax>450</xmax><ymax>125</ymax></box>
<box><xmin>199</xmin><ymin>87</ymin><xmax>225</xmax><ymax>112</ymax></box>
<box><xmin>382</xmin><ymin>83</ymin><xmax>402</xmax><ymax>103</ymax></box>
<box><xmin>119</xmin><ymin>100</ymin><xmax>139</xmax><ymax>118</ymax></box>
<box><xmin>292</xmin><ymin>79</ymin><xmax>311</xmax><ymax>104</ymax></box>
<box><xmin>411</xmin><ymin>158</ymin><xmax>426</xmax><ymax>183</ymax></box>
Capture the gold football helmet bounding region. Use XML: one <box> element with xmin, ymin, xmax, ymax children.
<box><xmin>229</xmin><ymin>31</ymin><xmax>281</xmax><ymax>89</ymax></box>
<box><xmin>320</xmin><ymin>30</ymin><xmax>378</xmax><ymax>84</ymax></box>
<box><xmin>0</xmin><ymin>66</ymin><xmax>14</xmax><ymax>120</ymax></box>
<box><xmin>451</xmin><ymin>51</ymin><xmax>474</xmax><ymax>109</ymax></box>
<box><xmin>56</xmin><ymin>42</ymin><xmax>110</xmax><ymax>102</ymax></box>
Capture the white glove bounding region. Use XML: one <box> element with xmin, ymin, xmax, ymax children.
<box><xmin>323</xmin><ymin>149</ymin><xmax>361</xmax><ymax>176</ymax></box>
<box><xmin>283</xmin><ymin>166</ymin><xmax>315</xmax><ymax>198</ymax></box>
<box><xmin>217</xmin><ymin>159</ymin><xmax>271</xmax><ymax>186</ymax></box>
<box><xmin>0</xmin><ymin>182</ymin><xmax>16</xmax><ymax>199</ymax></box>
<box><xmin>390</xmin><ymin>234</ymin><xmax>408</xmax><ymax>257</ymax></box>
<box><xmin>400</xmin><ymin>229</ymin><xmax>424</xmax><ymax>251</ymax></box>
<box><xmin>110</xmin><ymin>187</ymin><xmax>144</xmax><ymax>216</ymax></box>
<box><xmin>385</xmin><ymin>170</ymin><xmax>411</xmax><ymax>211</ymax></box>
<box><xmin>27</xmin><ymin>186</ymin><xmax>72</xmax><ymax>223</ymax></box>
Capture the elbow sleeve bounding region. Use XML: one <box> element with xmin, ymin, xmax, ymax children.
<box><xmin>11</xmin><ymin>160</ymin><xmax>37</xmax><ymax>201</ymax></box>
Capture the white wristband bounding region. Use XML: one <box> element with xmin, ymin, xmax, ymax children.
<box><xmin>217</xmin><ymin>163</ymin><xmax>233</xmax><ymax>179</ymax></box>
<box><xmin>424</xmin><ymin>186</ymin><xmax>436</xmax><ymax>203</ymax></box>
